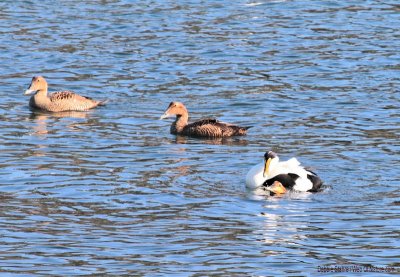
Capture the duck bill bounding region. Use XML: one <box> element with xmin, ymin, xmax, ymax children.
<box><xmin>266</xmin><ymin>181</ymin><xmax>287</xmax><ymax>195</ymax></box>
<box><xmin>159</xmin><ymin>110</ymin><xmax>172</xmax><ymax>120</ymax></box>
<box><xmin>263</xmin><ymin>158</ymin><xmax>272</xmax><ymax>178</ymax></box>
<box><xmin>24</xmin><ymin>88</ymin><xmax>36</xmax><ymax>95</ymax></box>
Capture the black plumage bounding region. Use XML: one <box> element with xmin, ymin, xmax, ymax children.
<box><xmin>262</xmin><ymin>172</ymin><xmax>323</xmax><ymax>193</ymax></box>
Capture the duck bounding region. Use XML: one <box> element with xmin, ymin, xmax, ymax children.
<box><xmin>160</xmin><ymin>101</ymin><xmax>251</xmax><ymax>137</ymax></box>
<box><xmin>24</xmin><ymin>76</ymin><xmax>107</xmax><ymax>112</ymax></box>
<box><xmin>245</xmin><ymin>150</ymin><xmax>322</xmax><ymax>193</ymax></box>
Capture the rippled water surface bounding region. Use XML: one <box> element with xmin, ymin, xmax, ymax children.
<box><xmin>0</xmin><ymin>0</ymin><xmax>399</xmax><ymax>275</ymax></box>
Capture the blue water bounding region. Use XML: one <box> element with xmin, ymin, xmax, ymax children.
<box><xmin>0</xmin><ymin>0</ymin><xmax>399</xmax><ymax>275</ymax></box>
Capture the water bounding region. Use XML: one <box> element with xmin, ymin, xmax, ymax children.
<box><xmin>0</xmin><ymin>0</ymin><xmax>399</xmax><ymax>275</ymax></box>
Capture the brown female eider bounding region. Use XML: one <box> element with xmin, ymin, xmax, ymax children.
<box><xmin>160</xmin><ymin>101</ymin><xmax>251</xmax><ymax>137</ymax></box>
<box><xmin>24</xmin><ymin>76</ymin><xmax>107</xmax><ymax>112</ymax></box>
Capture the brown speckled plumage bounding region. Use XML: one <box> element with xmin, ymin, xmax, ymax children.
<box><xmin>160</xmin><ymin>102</ymin><xmax>251</xmax><ymax>138</ymax></box>
<box><xmin>24</xmin><ymin>76</ymin><xmax>106</xmax><ymax>112</ymax></box>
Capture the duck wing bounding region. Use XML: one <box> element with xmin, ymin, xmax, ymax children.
<box><xmin>49</xmin><ymin>91</ymin><xmax>105</xmax><ymax>111</ymax></box>
<box><xmin>269</xmin><ymin>157</ymin><xmax>306</xmax><ymax>179</ymax></box>
<box><xmin>50</xmin><ymin>91</ymin><xmax>96</xmax><ymax>102</ymax></box>
<box><xmin>263</xmin><ymin>172</ymin><xmax>323</xmax><ymax>192</ymax></box>
<box><xmin>187</xmin><ymin>118</ymin><xmax>219</xmax><ymax>128</ymax></box>
<box><xmin>262</xmin><ymin>173</ymin><xmax>299</xmax><ymax>189</ymax></box>
<box><xmin>184</xmin><ymin>118</ymin><xmax>249</xmax><ymax>137</ymax></box>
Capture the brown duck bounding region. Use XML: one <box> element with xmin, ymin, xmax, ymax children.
<box><xmin>160</xmin><ymin>101</ymin><xmax>251</xmax><ymax>137</ymax></box>
<box><xmin>24</xmin><ymin>76</ymin><xmax>107</xmax><ymax>112</ymax></box>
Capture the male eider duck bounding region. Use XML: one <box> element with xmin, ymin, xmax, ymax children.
<box><xmin>24</xmin><ymin>76</ymin><xmax>107</xmax><ymax>112</ymax></box>
<box><xmin>246</xmin><ymin>151</ymin><xmax>322</xmax><ymax>193</ymax></box>
<box><xmin>160</xmin><ymin>101</ymin><xmax>251</xmax><ymax>138</ymax></box>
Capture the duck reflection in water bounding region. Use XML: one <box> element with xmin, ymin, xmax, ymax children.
<box><xmin>175</xmin><ymin>135</ymin><xmax>249</xmax><ymax>146</ymax></box>
<box><xmin>29</xmin><ymin>110</ymin><xmax>90</xmax><ymax>136</ymax></box>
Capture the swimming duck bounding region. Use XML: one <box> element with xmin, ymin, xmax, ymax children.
<box><xmin>160</xmin><ymin>101</ymin><xmax>251</xmax><ymax>137</ymax></box>
<box><xmin>246</xmin><ymin>151</ymin><xmax>322</xmax><ymax>192</ymax></box>
<box><xmin>24</xmin><ymin>76</ymin><xmax>106</xmax><ymax>112</ymax></box>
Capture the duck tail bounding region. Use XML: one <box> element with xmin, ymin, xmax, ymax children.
<box><xmin>98</xmin><ymin>99</ymin><xmax>109</xmax><ymax>106</ymax></box>
<box><xmin>307</xmin><ymin>174</ymin><xmax>323</xmax><ymax>192</ymax></box>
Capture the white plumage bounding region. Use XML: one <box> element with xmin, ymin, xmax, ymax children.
<box><xmin>245</xmin><ymin>151</ymin><xmax>322</xmax><ymax>192</ymax></box>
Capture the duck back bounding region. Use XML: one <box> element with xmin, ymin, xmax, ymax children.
<box><xmin>182</xmin><ymin>118</ymin><xmax>249</xmax><ymax>137</ymax></box>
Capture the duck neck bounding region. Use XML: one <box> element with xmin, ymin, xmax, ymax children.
<box><xmin>34</xmin><ymin>88</ymin><xmax>48</xmax><ymax>98</ymax></box>
<box><xmin>171</xmin><ymin>114</ymin><xmax>188</xmax><ymax>134</ymax></box>
<box><xmin>32</xmin><ymin>89</ymin><xmax>50</xmax><ymax>107</ymax></box>
<box><xmin>267</xmin><ymin>157</ymin><xmax>279</xmax><ymax>176</ymax></box>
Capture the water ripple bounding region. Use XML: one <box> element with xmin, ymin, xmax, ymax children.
<box><xmin>0</xmin><ymin>0</ymin><xmax>399</xmax><ymax>275</ymax></box>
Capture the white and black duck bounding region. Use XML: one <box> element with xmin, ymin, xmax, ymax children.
<box><xmin>246</xmin><ymin>151</ymin><xmax>323</xmax><ymax>194</ymax></box>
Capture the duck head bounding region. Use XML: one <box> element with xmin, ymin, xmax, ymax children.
<box><xmin>160</xmin><ymin>101</ymin><xmax>188</xmax><ymax>119</ymax></box>
<box><xmin>24</xmin><ymin>76</ymin><xmax>48</xmax><ymax>95</ymax></box>
<box><xmin>265</xmin><ymin>181</ymin><xmax>287</xmax><ymax>195</ymax></box>
<box><xmin>263</xmin><ymin>151</ymin><xmax>279</xmax><ymax>178</ymax></box>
